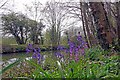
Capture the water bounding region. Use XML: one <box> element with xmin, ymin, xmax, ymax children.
<box><xmin>1</xmin><ymin>51</ymin><xmax>53</xmax><ymax>67</ymax></box>
<box><xmin>1</xmin><ymin>51</ymin><xmax>66</xmax><ymax>69</ymax></box>
<box><xmin>2</xmin><ymin>52</ymin><xmax>31</xmax><ymax>61</ymax></box>
<box><xmin>2</xmin><ymin>51</ymin><xmax>55</xmax><ymax>60</ymax></box>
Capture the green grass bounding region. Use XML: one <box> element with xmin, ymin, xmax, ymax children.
<box><xmin>1</xmin><ymin>37</ymin><xmax>17</xmax><ymax>45</ymax></box>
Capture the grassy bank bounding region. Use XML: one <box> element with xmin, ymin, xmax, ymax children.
<box><xmin>1</xmin><ymin>38</ymin><xmax>49</xmax><ymax>53</ymax></box>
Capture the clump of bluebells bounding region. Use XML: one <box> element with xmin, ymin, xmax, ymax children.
<box><xmin>26</xmin><ymin>44</ymin><xmax>44</xmax><ymax>64</ymax></box>
<box><xmin>55</xmin><ymin>32</ymin><xmax>88</xmax><ymax>62</ymax></box>
<box><xmin>54</xmin><ymin>45</ymin><xmax>65</xmax><ymax>58</ymax></box>
<box><xmin>26</xmin><ymin>32</ymin><xmax>88</xmax><ymax>63</ymax></box>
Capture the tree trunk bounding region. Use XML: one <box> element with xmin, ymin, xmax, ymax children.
<box><xmin>85</xmin><ymin>3</ymin><xmax>98</xmax><ymax>46</ymax></box>
<box><xmin>80</xmin><ymin>2</ymin><xmax>90</xmax><ymax>48</ymax></box>
<box><xmin>106</xmin><ymin>3</ymin><xmax>117</xmax><ymax>39</ymax></box>
<box><xmin>20</xmin><ymin>26</ymin><xmax>25</xmax><ymax>44</ymax></box>
<box><xmin>90</xmin><ymin>2</ymin><xmax>113</xmax><ymax>50</ymax></box>
<box><xmin>116</xmin><ymin>2</ymin><xmax>120</xmax><ymax>46</ymax></box>
<box><xmin>14</xmin><ymin>35</ymin><xmax>23</xmax><ymax>44</ymax></box>
<box><xmin>81</xmin><ymin>3</ymin><xmax>92</xmax><ymax>47</ymax></box>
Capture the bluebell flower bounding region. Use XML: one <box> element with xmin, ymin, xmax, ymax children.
<box><xmin>37</xmin><ymin>53</ymin><xmax>41</xmax><ymax>64</ymax></box>
<box><xmin>77</xmin><ymin>35</ymin><xmax>82</xmax><ymax>41</ymax></box>
<box><xmin>26</xmin><ymin>48</ymin><xmax>31</xmax><ymax>53</ymax></box>
<box><xmin>70</xmin><ymin>42</ymin><xmax>75</xmax><ymax>47</ymax></box>
<box><xmin>28</xmin><ymin>44</ymin><xmax>33</xmax><ymax>49</ymax></box>
<box><xmin>69</xmin><ymin>47</ymin><xmax>73</xmax><ymax>54</ymax></box>
<box><xmin>55</xmin><ymin>52</ymin><xmax>64</xmax><ymax>58</ymax></box>
<box><xmin>33</xmin><ymin>48</ymin><xmax>37</xmax><ymax>53</ymax></box>
<box><xmin>75</xmin><ymin>47</ymin><xmax>79</xmax><ymax>54</ymax></box>
<box><xmin>64</xmin><ymin>49</ymin><xmax>69</xmax><ymax>54</ymax></box>
<box><xmin>32</xmin><ymin>52</ymin><xmax>37</xmax><ymax>59</ymax></box>
<box><xmin>26</xmin><ymin>43</ymin><xmax>43</xmax><ymax>64</ymax></box>
<box><xmin>37</xmin><ymin>53</ymin><xmax>41</xmax><ymax>59</ymax></box>
<box><xmin>57</xmin><ymin>45</ymin><xmax>65</xmax><ymax>50</ymax></box>
<box><xmin>37</xmin><ymin>48</ymin><xmax>41</xmax><ymax>53</ymax></box>
<box><xmin>75</xmin><ymin>53</ymin><xmax>79</xmax><ymax>62</ymax></box>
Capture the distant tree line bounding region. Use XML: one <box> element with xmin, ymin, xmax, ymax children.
<box><xmin>1</xmin><ymin>12</ymin><xmax>45</xmax><ymax>44</ymax></box>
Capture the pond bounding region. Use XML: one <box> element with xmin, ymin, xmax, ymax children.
<box><xmin>1</xmin><ymin>51</ymin><xmax>57</xmax><ymax>67</ymax></box>
<box><xmin>2</xmin><ymin>52</ymin><xmax>33</xmax><ymax>61</ymax></box>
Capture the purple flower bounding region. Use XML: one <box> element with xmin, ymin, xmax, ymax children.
<box><xmin>26</xmin><ymin>43</ymin><xmax>43</xmax><ymax>64</ymax></box>
<box><xmin>32</xmin><ymin>52</ymin><xmax>37</xmax><ymax>59</ymax></box>
<box><xmin>69</xmin><ymin>42</ymin><xmax>75</xmax><ymax>48</ymax></box>
<box><xmin>33</xmin><ymin>48</ymin><xmax>37</xmax><ymax>53</ymax></box>
<box><xmin>38</xmin><ymin>48</ymin><xmax>41</xmax><ymax>53</ymax></box>
<box><xmin>77</xmin><ymin>35</ymin><xmax>82</xmax><ymax>41</ymax></box>
<box><xmin>28</xmin><ymin>44</ymin><xmax>33</xmax><ymax>49</ymax></box>
<box><xmin>69</xmin><ymin>48</ymin><xmax>73</xmax><ymax>54</ymax></box>
<box><xmin>37</xmin><ymin>53</ymin><xmax>41</xmax><ymax>59</ymax></box>
<box><xmin>55</xmin><ymin>52</ymin><xmax>64</xmax><ymax>58</ymax></box>
<box><xmin>75</xmin><ymin>47</ymin><xmax>79</xmax><ymax>54</ymax></box>
<box><xmin>37</xmin><ymin>53</ymin><xmax>41</xmax><ymax>64</ymax></box>
<box><xmin>57</xmin><ymin>45</ymin><xmax>65</xmax><ymax>50</ymax></box>
<box><xmin>75</xmin><ymin>53</ymin><xmax>79</xmax><ymax>62</ymax></box>
<box><xmin>80</xmin><ymin>48</ymin><xmax>85</xmax><ymax>55</ymax></box>
<box><xmin>26</xmin><ymin>48</ymin><xmax>31</xmax><ymax>53</ymax></box>
<box><xmin>70</xmin><ymin>53</ymin><xmax>73</xmax><ymax>60</ymax></box>
<box><xmin>64</xmin><ymin>49</ymin><xmax>69</xmax><ymax>54</ymax></box>
<box><xmin>26</xmin><ymin>44</ymin><xmax>34</xmax><ymax>53</ymax></box>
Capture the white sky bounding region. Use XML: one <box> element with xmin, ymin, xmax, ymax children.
<box><xmin>8</xmin><ymin>0</ymin><xmax>50</xmax><ymax>13</ymax></box>
<box><xmin>7</xmin><ymin>0</ymin><xmax>73</xmax><ymax>13</ymax></box>
<box><xmin>1</xmin><ymin>0</ymin><xmax>118</xmax><ymax>14</ymax></box>
<box><xmin>13</xmin><ymin>0</ymin><xmax>49</xmax><ymax>12</ymax></box>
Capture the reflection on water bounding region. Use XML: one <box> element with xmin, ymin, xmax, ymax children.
<box><xmin>1</xmin><ymin>51</ymin><xmax>53</xmax><ymax>67</ymax></box>
<box><xmin>2</xmin><ymin>52</ymin><xmax>32</xmax><ymax>61</ymax></box>
<box><xmin>0</xmin><ymin>61</ymin><xmax>3</xmax><ymax>66</ymax></box>
<box><xmin>1</xmin><ymin>51</ymin><xmax>66</xmax><ymax>68</ymax></box>
<box><xmin>7</xmin><ymin>58</ymin><xmax>18</xmax><ymax>64</ymax></box>
<box><xmin>25</xmin><ymin>57</ymin><xmax>32</xmax><ymax>60</ymax></box>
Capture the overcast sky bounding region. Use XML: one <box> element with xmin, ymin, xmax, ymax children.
<box><xmin>1</xmin><ymin>0</ymin><xmax>118</xmax><ymax>14</ymax></box>
<box><xmin>13</xmin><ymin>0</ymin><xmax>49</xmax><ymax>12</ymax></box>
<box><xmin>5</xmin><ymin>0</ymin><xmax>73</xmax><ymax>13</ymax></box>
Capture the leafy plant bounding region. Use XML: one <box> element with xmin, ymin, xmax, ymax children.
<box><xmin>0</xmin><ymin>59</ymin><xmax>21</xmax><ymax>75</ymax></box>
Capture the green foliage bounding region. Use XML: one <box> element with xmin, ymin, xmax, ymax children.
<box><xmin>1</xmin><ymin>12</ymin><xmax>30</xmax><ymax>44</ymax></box>
<box><xmin>44</xmin><ymin>29</ymin><xmax>52</xmax><ymax>46</ymax></box>
<box><xmin>2</xmin><ymin>47</ymin><xmax>119</xmax><ymax>79</ymax></box>
<box><xmin>57</xmin><ymin>61</ymin><xmax>64</xmax><ymax>78</ymax></box>
<box><xmin>24</xmin><ymin>56</ymin><xmax>119</xmax><ymax>79</ymax></box>
<box><xmin>60</xmin><ymin>36</ymin><xmax>68</xmax><ymax>47</ymax></box>
<box><xmin>2</xmin><ymin>37</ymin><xmax>17</xmax><ymax>45</ymax></box>
<box><xmin>27</xmin><ymin>60</ymin><xmax>51</xmax><ymax>78</ymax></box>
<box><xmin>85</xmin><ymin>46</ymin><xmax>105</xmax><ymax>61</ymax></box>
<box><xmin>0</xmin><ymin>59</ymin><xmax>21</xmax><ymax>75</ymax></box>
